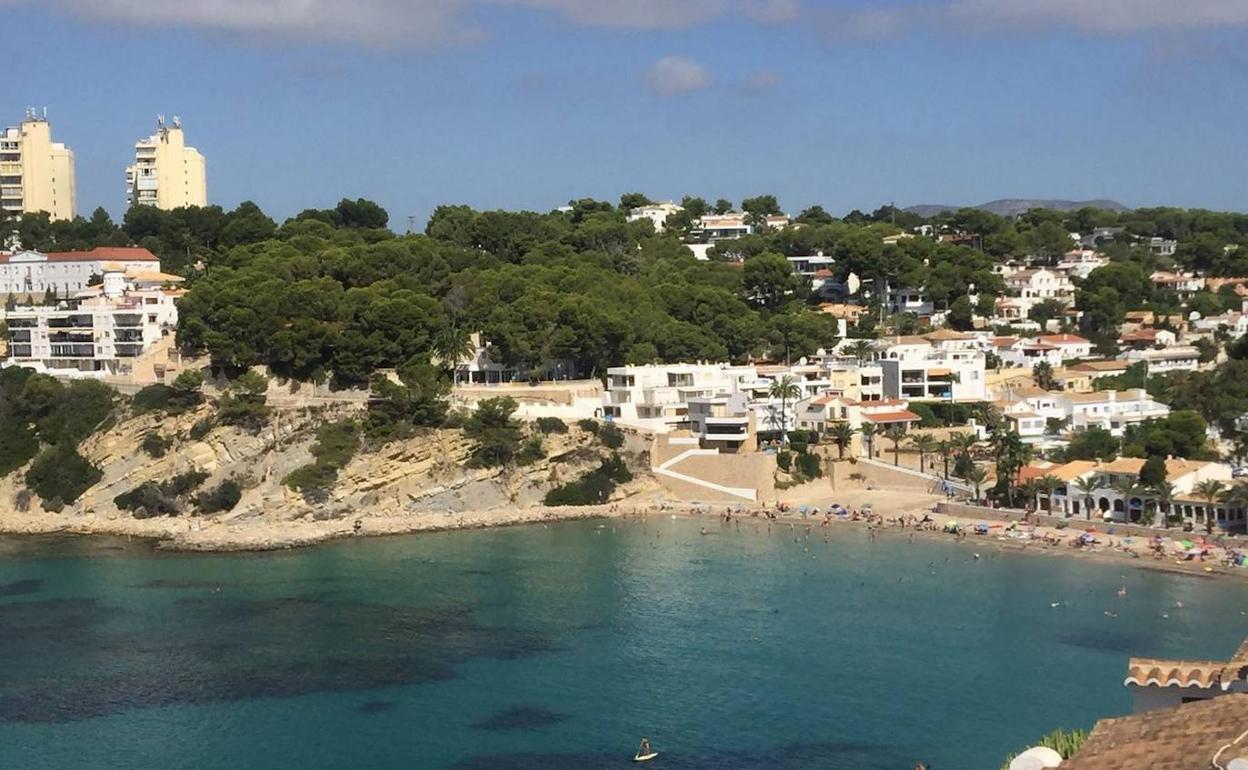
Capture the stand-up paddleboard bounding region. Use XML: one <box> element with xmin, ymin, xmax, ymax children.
<box><xmin>634</xmin><ymin>752</ymin><xmax>659</xmax><ymax>762</ymax></box>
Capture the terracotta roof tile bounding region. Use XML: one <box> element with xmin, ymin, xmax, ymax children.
<box><xmin>1064</xmin><ymin>694</ymin><xmax>1248</xmax><ymax>770</ymax></box>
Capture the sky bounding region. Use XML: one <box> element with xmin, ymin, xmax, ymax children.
<box><xmin>6</xmin><ymin>0</ymin><xmax>1248</xmax><ymax>226</ymax></box>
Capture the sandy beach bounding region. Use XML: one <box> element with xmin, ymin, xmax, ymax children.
<box><xmin>1</xmin><ymin>487</ymin><xmax>1246</xmax><ymax>585</ymax></box>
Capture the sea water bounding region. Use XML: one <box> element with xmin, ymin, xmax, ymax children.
<box><xmin>0</xmin><ymin>518</ymin><xmax>1243</xmax><ymax>769</ymax></box>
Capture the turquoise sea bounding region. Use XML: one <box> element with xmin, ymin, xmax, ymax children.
<box><xmin>0</xmin><ymin>517</ymin><xmax>1244</xmax><ymax>769</ymax></box>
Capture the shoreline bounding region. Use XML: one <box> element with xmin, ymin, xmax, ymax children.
<box><xmin>1</xmin><ymin>496</ymin><xmax>1244</xmax><ymax>583</ymax></box>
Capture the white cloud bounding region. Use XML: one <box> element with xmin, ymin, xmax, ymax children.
<box><xmin>827</xmin><ymin>0</ymin><xmax>1248</xmax><ymax>40</ymax></box>
<box><xmin>643</xmin><ymin>56</ymin><xmax>712</xmax><ymax>96</ymax></box>
<box><xmin>6</xmin><ymin>0</ymin><xmax>804</xmax><ymax>46</ymax></box>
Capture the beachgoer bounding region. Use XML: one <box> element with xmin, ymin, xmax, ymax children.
<box><xmin>639</xmin><ymin>738</ymin><xmax>652</xmax><ymax>756</ymax></box>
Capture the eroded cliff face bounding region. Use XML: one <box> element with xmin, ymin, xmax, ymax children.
<box><xmin>11</xmin><ymin>404</ymin><xmax>648</xmax><ymax>524</ymax></box>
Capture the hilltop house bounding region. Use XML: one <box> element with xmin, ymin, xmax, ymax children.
<box><xmin>1055</xmin><ymin>389</ymin><xmax>1170</xmax><ymax>436</ymax></box>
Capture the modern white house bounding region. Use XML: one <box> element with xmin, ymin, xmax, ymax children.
<box><xmin>1055</xmin><ymin>389</ymin><xmax>1171</xmax><ymax>436</ymax></box>
<box><xmin>602</xmin><ymin>363</ymin><xmax>760</xmax><ymax>432</ymax></box>
<box><xmin>5</xmin><ymin>266</ymin><xmax>182</xmax><ymax>376</ymax></box>
<box><xmin>626</xmin><ymin>202</ymin><xmax>683</xmax><ymax>232</ymax></box>
<box><xmin>697</xmin><ymin>214</ymin><xmax>752</xmax><ymax>243</ymax></box>
<box><xmin>686</xmin><ymin>392</ymin><xmax>755</xmax><ymax>452</ymax></box>
<box><xmin>1055</xmin><ymin>248</ymin><xmax>1107</xmax><ymax>277</ymax></box>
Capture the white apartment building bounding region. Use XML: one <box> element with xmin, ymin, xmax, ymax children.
<box><xmin>794</xmin><ymin>395</ymin><xmax>919</xmax><ymax>436</ymax></box>
<box><xmin>126</xmin><ymin>116</ymin><xmax>207</xmax><ymax>210</ymax></box>
<box><xmin>0</xmin><ymin>246</ymin><xmax>160</xmax><ymax>298</ymax></box>
<box><xmin>626</xmin><ymin>202</ymin><xmax>683</xmax><ymax>232</ymax></box>
<box><xmin>1056</xmin><ymin>389</ymin><xmax>1170</xmax><ymax>436</ymax></box>
<box><xmin>876</xmin><ymin>336</ymin><xmax>987</xmax><ymax>402</ymax></box>
<box><xmin>1122</xmin><ymin>346</ymin><xmax>1201</xmax><ymax>373</ymax></box>
<box><xmin>0</xmin><ymin>110</ymin><xmax>75</xmax><ymax>221</ymax></box>
<box><xmin>5</xmin><ymin>268</ymin><xmax>182</xmax><ymax>376</ymax></box>
<box><xmin>603</xmin><ymin>363</ymin><xmax>760</xmax><ymax>431</ymax></box>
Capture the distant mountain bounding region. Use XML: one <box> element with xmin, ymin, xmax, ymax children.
<box><xmin>904</xmin><ymin>199</ymin><xmax>1130</xmax><ymax>217</ymax></box>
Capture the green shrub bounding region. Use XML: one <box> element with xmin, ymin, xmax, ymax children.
<box><xmin>189</xmin><ymin>417</ymin><xmax>214</xmax><ymax>440</ymax></box>
<box><xmin>516</xmin><ymin>435</ymin><xmax>545</xmax><ymax>465</ymax></box>
<box><xmin>283</xmin><ymin>421</ymin><xmax>360</xmax><ymax>501</ymax></box>
<box><xmin>577</xmin><ymin>419</ymin><xmax>599</xmax><ymax>434</ymax></box>
<box><xmin>26</xmin><ymin>446</ymin><xmax>102</xmax><ymax>505</ymax></box>
<box><xmin>141</xmin><ymin>432</ymin><xmax>171</xmax><ymax>458</ymax></box>
<box><xmin>0</xmin><ymin>416</ymin><xmax>38</xmax><ymax>476</ymax></box>
<box><xmin>776</xmin><ymin>450</ymin><xmax>792</xmax><ymax>472</ymax></box>
<box><xmin>115</xmin><ymin>482</ymin><xmax>180</xmax><ymax>517</ymax></box>
<box><xmin>195</xmin><ymin>479</ymin><xmax>242</xmax><ymax>514</ymax></box>
<box><xmin>216</xmin><ymin>393</ymin><xmax>270</xmax><ymax>432</ymax></box>
<box><xmin>544</xmin><ymin>454</ymin><xmax>633</xmax><ymax>506</ymax></box>
<box><xmin>536</xmin><ymin>417</ymin><xmax>567</xmax><ymax>434</ymax></box>
<box><xmin>113</xmin><ymin>470</ymin><xmax>209</xmax><ymax>518</ymax></box>
<box><xmin>599</xmin><ymin>422</ymin><xmax>625</xmax><ymax>449</ymax></box>
<box><xmin>795</xmin><ymin>452</ymin><xmax>823</xmax><ymax>480</ymax></box>
<box><xmin>132</xmin><ymin>384</ymin><xmax>175</xmax><ymax>413</ymax></box>
<box><xmin>465</xmin><ymin>397</ymin><xmax>522</xmax><ymax>467</ymax></box>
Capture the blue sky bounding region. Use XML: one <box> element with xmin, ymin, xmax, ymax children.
<box><xmin>8</xmin><ymin>0</ymin><xmax>1248</xmax><ymax>224</ymax></box>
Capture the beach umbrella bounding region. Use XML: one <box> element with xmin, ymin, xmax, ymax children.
<box><xmin>1181</xmin><ymin>539</ymin><xmax>1196</xmax><ymax>550</ymax></box>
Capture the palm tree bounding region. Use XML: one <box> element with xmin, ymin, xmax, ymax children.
<box><xmin>1073</xmin><ymin>475</ymin><xmax>1104</xmax><ymax>521</ymax></box>
<box><xmin>1193</xmin><ymin>479</ymin><xmax>1227</xmax><ymax>535</ymax></box>
<box><xmin>884</xmin><ymin>424</ymin><xmax>908</xmax><ymax>466</ymax></box>
<box><xmin>860</xmin><ymin>423</ymin><xmax>878</xmax><ymax>459</ymax></box>
<box><xmin>847</xmin><ymin>338</ymin><xmax>875</xmax><ymax>366</ymax></box>
<box><xmin>435</xmin><ymin>327</ymin><xmax>475</xmax><ymax>384</ymax></box>
<box><xmin>951</xmin><ymin>431</ymin><xmax>978</xmax><ymax>459</ymax></box>
<box><xmin>829</xmin><ymin>421</ymin><xmax>855</xmax><ymax>460</ymax></box>
<box><xmin>1018</xmin><ymin>479</ymin><xmax>1039</xmax><ymax>512</ymax></box>
<box><xmin>908</xmin><ymin>434</ymin><xmax>938</xmax><ymax>475</ymax></box>
<box><xmin>1034</xmin><ymin>474</ymin><xmax>1062</xmax><ymax>516</ymax></box>
<box><xmin>1111</xmin><ymin>476</ymin><xmax>1145</xmax><ymax>523</ymax></box>
<box><xmin>1219</xmin><ymin>484</ymin><xmax>1248</xmax><ymax>533</ymax></box>
<box><xmin>768</xmin><ymin>375</ymin><xmax>801</xmax><ymax>444</ymax></box>
<box><xmin>1151</xmin><ymin>481</ymin><xmax>1177</xmax><ymax>529</ymax></box>
<box><xmin>964</xmin><ymin>466</ymin><xmax>988</xmax><ymax>503</ymax></box>
<box><xmin>936</xmin><ymin>438</ymin><xmax>952</xmax><ymax>479</ymax></box>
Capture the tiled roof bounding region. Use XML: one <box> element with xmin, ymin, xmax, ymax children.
<box><xmin>47</xmin><ymin>246</ymin><xmax>158</xmax><ymax>262</ymax></box>
<box><xmin>1069</xmin><ymin>360</ymin><xmax>1131</xmax><ymax>372</ymax></box>
<box><xmin>1063</xmin><ymin>694</ymin><xmax>1248</xmax><ymax>770</ymax></box>
<box><xmin>862</xmin><ymin>410</ymin><xmax>920</xmax><ymax>424</ymax></box>
<box><xmin>923</xmin><ymin>328</ymin><xmax>972</xmax><ymax>341</ymax></box>
<box><xmin>1038</xmin><ymin>333</ymin><xmax>1090</xmax><ymax>345</ymax></box>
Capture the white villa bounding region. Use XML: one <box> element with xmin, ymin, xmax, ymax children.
<box><xmin>0</xmin><ymin>246</ymin><xmax>160</xmax><ymax>298</ymax></box>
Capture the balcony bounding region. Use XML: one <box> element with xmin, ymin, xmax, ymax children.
<box><xmin>50</xmin><ymin>344</ymin><xmax>94</xmax><ymax>357</ymax></box>
<box><xmin>47</xmin><ymin>315</ymin><xmax>94</xmax><ymax>329</ymax></box>
<box><xmin>8</xmin><ymin>345</ymin><xmax>31</xmax><ymax>358</ymax></box>
<box><xmin>115</xmin><ymin>344</ymin><xmax>144</xmax><ymax>358</ymax></box>
<box><xmin>49</xmin><ymin>331</ymin><xmax>94</xmax><ymax>343</ymax></box>
<box><xmin>114</xmin><ymin>328</ymin><xmax>144</xmax><ymax>342</ymax></box>
<box><xmin>114</xmin><ymin>314</ymin><xmax>143</xmax><ymax>327</ymax></box>
<box><xmin>6</xmin><ymin>317</ymin><xmax>36</xmax><ymax>328</ymax></box>
<box><xmin>8</xmin><ymin>330</ymin><xmax>30</xmax><ymax>343</ymax></box>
